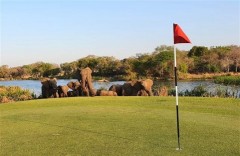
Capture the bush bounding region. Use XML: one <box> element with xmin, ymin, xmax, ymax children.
<box><xmin>0</xmin><ymin>86</ymin><xmax>34</xmax><ymax>103</ymax></box>
<box><xmin>214</xmin><ymin>76</ymin><xmax>240</xmax><ymax>85</ymax></box>
<box><xmin>165</xmin><ymin>85</ymin><xmax>238</xmax><ymax>98</ymax></box>
<box><xmin>178</xmin><ymin>85</ymin><xmax>209</xmax><ymax>97</ymax></box>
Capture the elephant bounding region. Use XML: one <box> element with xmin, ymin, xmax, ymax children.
<box><xmin>140</xmin><ymin>79</ymin><xmax>153</xmax><ymax>96</ymax></box>
<box><xmin>67</xmin><ymin>81</ymin><xmax>81</xmax><ymax>96</ymax></box>
<box><xmin>57</xmin><ymin>85</ymin><xmax>70</xmax><ymax>97</ymax></box>
<box><xmin>122</xmin><ymin>79</ymin><xmax>153</xmax><ymax>96</ymax></box>
<box><xmin>108</xmin><ymin>84</ymin><xmax>123</xmax><ymax>96</ymax></box>
<box><xmin>77</xmin><ymin>67</ymin><xmax>95</xmax><ymax>96</ymax></box>
<box><xmin>41</xmin><ymin>78</ymin><xmax>58</xmax><ymax>98</ymax></box>
<box><xmin>96</xmin><ymin>90</ymin><xmax>117</xmax><ymax>96</ymax></box>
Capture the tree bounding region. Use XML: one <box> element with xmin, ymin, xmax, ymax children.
<box><xmin>60</xmin><ymin>62</ymin><xmax>77</xmax><ymax>78</ymax></box>
<box><xmin>210</xmin><ymin>46</ymin><xmax>231</xmax><ymax>72</ymax></box>
<box><xmin>22</xmin><ymin>65</ymin><xmax>33</xmax><ymax>75</ymax></box>
<box><xmin>229</xmin><ymin>45</ymin><xmax>240</xmax><ymax>72</ymax></box>
<box><xmin>154</xmin><ymin>45</ymin><xmax>174</xmax><ymax>53</ymax></box>
<box><xmin>29</xmin><ymin>62</ymin><xmax>60</xmax><ymax>78</ymax></box>
<box><xmin>77</xmin><ymin>55</ymin><xmax>99</xmax><ymax>71</ymax></box>
<box><xmin>188</xmin><ymin>46</ymin><xmax>208</xmax><ymax>57</ymax></box>
<box><xmin>132</xmin><ymin>53</ymin><xmax>152</xmax><ymax>77</ymax></box>
<box><xmin>120</xmin><ymin>58</ymin><xmax>137</xmax><ymax>80</ymax></box>
<box><xmin>152</xmin><ymin>51</ymin><xmax>174</xmax><ymax>78</ymax></box>
<box><xmin>201</xmin><ymin>52</ymin><xmax>220</xmax><ymax>72</ymax></box>
<box><xmin>0</xmin><ymin>65</ymin><xmax>10</xmax><ymax>78</ymax></box>
<box><xmin>177</xmin><ymin>52</ymin><xmax>194</xmax><ymax>73</ymax></box>
<box><xmin>95</xmin><ymin>56</ymin><xmax>120</xmax><ymax>77</ymax></box>
<box><xmin>10</xmin><ymin>67</ymin><xmax>29</xmax><ymax>78</ymax></box>
<box><xmin>188</xmin><ymin>46</ymin><xmax>210</xmax><ymax>73</ymax></box>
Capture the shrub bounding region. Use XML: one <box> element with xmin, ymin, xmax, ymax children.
<box><xmin>178</xmin><ymin>85</ymin><xmax>209</xmax><ymax>97</ymax></box>
<box><xmin>166</xmin><ymin>85</ymin><xmax>238</xmax><ymax>98</ymax></box>
<box><xmin>214</xmin><ymin>76</ymin><xmax>240</xmax><ymax>85</ymax></box>
<box><xmin>0</xmin><ymin>86</ymin><xmax>34</xmax><ymax>103</ymax></box>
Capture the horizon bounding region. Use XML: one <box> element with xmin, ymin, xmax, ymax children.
<box><xmin>1</xmin><ymin>0</ymin><xmax>239</xmax><ymax>67</ymax></box>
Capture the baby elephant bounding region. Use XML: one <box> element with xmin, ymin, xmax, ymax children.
<box><xmin>96</xmin><ymin>90</ymin><xmax>117</xmax><ymax>96</ymax></box>
<box><xmin>57</xmin><ymin>85</ymin><xmax>70</xmax><ymax>97</ymax></box>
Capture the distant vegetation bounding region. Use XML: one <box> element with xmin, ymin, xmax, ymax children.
<box><xmin>0</xmin><ymin>45</ymin><xmax>239</xmax><ymax>81</ymax></box>
<box><xmin>0</xmin><ymin>86</ymin><xmax>34</xmax><ymax>103</ymax></box>
<box><xmin>214</xmin><ymin>76</ymin><xmax>240</xmax><ymax>85</ymax></box>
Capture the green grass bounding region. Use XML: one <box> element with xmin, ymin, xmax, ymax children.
<box><xmin>0</xmin><ymin>97</ymin><xmax>239</xmax><ymax>156</ymax></box>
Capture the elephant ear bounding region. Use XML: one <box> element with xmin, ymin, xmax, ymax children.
<box><xmin>74</xmin><ymin>81</ymin><xmax>81</xmax><ymax>89</ymax></box>
<box><xmin>75</xmin><ymin>81</ymin><xmax>81</xmax><ymax>86</ymax></box>
<box><xmin>141</xmin><ymin>79</ymin><xmax>153</xmax><ymax>88</ymax></box>
<box><xmin>146</xmin><ymin>79</ymin><xmax>153</xmax><ymax>87</ymax></box>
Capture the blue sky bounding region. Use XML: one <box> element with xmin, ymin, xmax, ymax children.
<box><xmin>1</xmin><ymin>0</ymin><xmax>239</xmax><ymax>67</ymax></box>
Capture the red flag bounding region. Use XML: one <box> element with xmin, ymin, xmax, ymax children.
<box><xmin>173</xmin><ymin>23</ymin><xmax>191</xmax><ymax>44</ymax></box>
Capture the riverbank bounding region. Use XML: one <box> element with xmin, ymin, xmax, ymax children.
<box><xmin>178</xmin><ymin>72</ymin><xmax>240</xmax><ymax>80</ymax></box>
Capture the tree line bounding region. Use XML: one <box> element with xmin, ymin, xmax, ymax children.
<box><xmin>0</xmin><ymin>45</ymin><xmax>239</xmax><ymax>81</ymax></box>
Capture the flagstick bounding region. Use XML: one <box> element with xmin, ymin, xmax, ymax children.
<box><xmin>174</xmin><ymin>45</ymin><xmax>181</xmax><ymax>150</ymax></box>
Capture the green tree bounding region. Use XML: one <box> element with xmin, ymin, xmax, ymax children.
<box><xmin>132</xmin><ymin>53</ymin><xmax>152</xmax><ymax>77</ymax></box>
<box><xmin>151</xmin><ymin>51</ymin><xmax>174</xmax><ymax>78</ymax></box>
<box><xmin>210</xmin><ymin>46</ymin><xmax>232</xmax><ymax>72</ymax></box>
<box><xmin>95</xmin><ymin>56</ymin><xmax>119</xmax><ymax>77</ymax></box>
<box><xmin>188</xmin><ymin>46</ymin><xmax>208</xmax><ymax>57</ymax></box>
<box><xmin>77</xmin><ymin>55</ymin><xmax>99</xmax><ymax>71</ymax></box>
<box><xmin>177</xmin><ymin>51</ymin><xmax>194</xmax><ymax>73</ymax></box>
<box><xmin>229</xmin><ymin>45</ymin><xmax>240</xmax><ymax>72</ymax></box>
<box><xmin>0</xmin><ymin>65</ymin><xmax>10</xmax><ymax>78</ymax></box>
<box><xmin>22</xmin><ymin>65</ymin><xmax>33</xmax><ymax>75</ymax></box>
<box><xmin>188</xmin><ymin>46</ymin><xmax>209</xmax><ymax>73</ymax></box>
<box><xmin>119</xmin><ymin>58</ymin><xmax>137</xmax><ymax>80</ymax></box>
<box><xmin>60</xmin><ymin>62</ymin><xmax>77</xmax><ymax>78</ymax></box>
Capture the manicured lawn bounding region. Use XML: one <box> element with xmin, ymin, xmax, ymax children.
<box><xmin>0</xmin><ymin>97</ymin><xmax>239</xmax><ymax>155</ymax></box>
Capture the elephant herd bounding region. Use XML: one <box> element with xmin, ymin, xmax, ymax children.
<box><xmin>110</xmin><ymin>79</ymin><xmax>153</xmax><ymax>96</ymax></box>
<box><xmin>41</xmin><ymin>67</ymin><xmax>155</xmax><ymax>98</ymax></box>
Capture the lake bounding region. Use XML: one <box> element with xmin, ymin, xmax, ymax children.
<box><xmin>0</xmin><ymin>79</ymin><xmax>239</xmax><ymax>98</ymax></box>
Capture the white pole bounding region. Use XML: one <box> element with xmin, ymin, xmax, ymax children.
<box><xmin>174</xmin><ymin>45</ymin><xmax>181</xmax><ymax>150</ymax></box>
<box><xmin>174</xmin><ymin>46</ymin><xmax>179</xmax><ymax>106</ymax></box>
